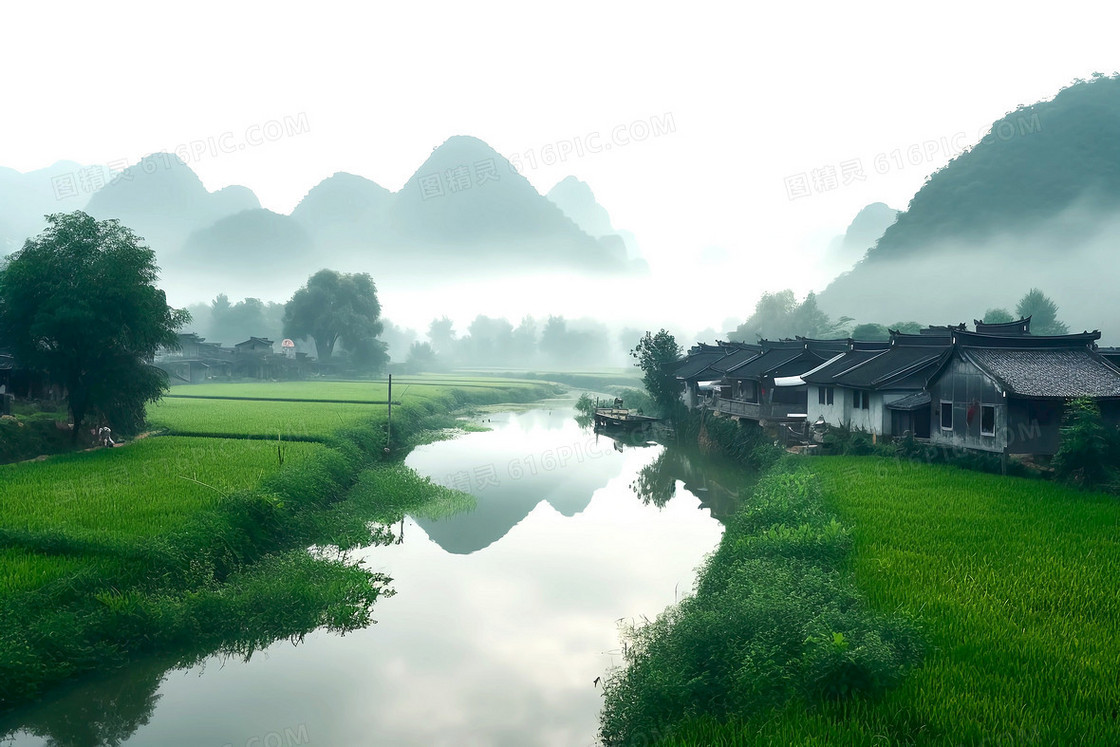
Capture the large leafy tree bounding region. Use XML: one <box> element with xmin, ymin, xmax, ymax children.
<box><xmin>0</xmin><ymin>211</ymin><xmax>189</xmax><ymax>439</ymax></box>
<box><xmin>630</xmin><ymin>329</ymin><xmax>683</xmax><ymax>415</ymax></box>
<box><xmin>282</xmin><ymin>270</ymin><xmax>383</xmax><ymax>363</ymax></box>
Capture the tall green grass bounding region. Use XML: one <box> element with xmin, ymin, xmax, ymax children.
<box><xmin>599</xmin><ymin>464</ymin><xmax>923</xmax><ymax>745</ymax></box>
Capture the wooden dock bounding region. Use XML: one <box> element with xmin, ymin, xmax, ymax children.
<box><xmin>593</xmin><ymin>407</ymin><xmax>660</xmax><ymax>430</ymax></box>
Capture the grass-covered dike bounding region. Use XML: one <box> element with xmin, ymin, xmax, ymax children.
<box><xmin>0</xmin><ymin>378</ymin><xmax>557</xmax><ymax>713</ymax></box>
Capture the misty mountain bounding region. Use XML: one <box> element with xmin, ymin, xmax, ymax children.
<box><xmin>177</xmin><ymin>209</ymin><xmax>314</xmax><ymax>279</ymax></box>
<box><xmin>390</xmin><ymin>136</ymin><xmax>630</xmax><ymax>271</ymax></box>
<box><xmin>0</xmin><ymin>161</ymin><xmax>101</xmax><ymax>255</ymax></box>
<box><xmin>547</xmin><ymin>175</ymin><xmax>642</xmax><ymax>262</ymax></box>
<box><xmin>824</xmin><ymin>202</ymin><xmax>898</xmax><ymax>270</ymax></box>
<box><xmin>8</xmin><ymin>137</ymin><xmax>644</xmax><ymax>303</ymax></box>
<box><xmin>290</xmin><ymin>172</ymin><xmax>393</xmax><ymax>256</ymax></box>
<box><xmin>818</xmin><ymin>75</ymin><xmax>1120</xmax><ymax>339</ymax></box>
<box><xmin>85</xmin><ymin>153</ymin><xmax>260</xmax><ymax>255</ymax></box>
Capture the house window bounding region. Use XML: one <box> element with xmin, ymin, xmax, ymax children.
<box><xmin>826</xmin><ymin>387</ymin><xmax>834</xmax><ymax>406</ymax></box>
<box><xmin>981</xmin><ymin>405</ymin><xmax>995</xmax><ymax>436</ymax></box>
<box><xmin>818</xmin><ymin>387</ymin><xmax>825</xmax><ymax>405</ymax></box>
<box><xmin>854</xmin><ymin>390</ymin><xmax>869</xmax><ymax>410</ymax></box>
<box><xmin>940</xmin><ymin>400</ymin><xmax>953</xmax><ymax>430</ymax></box>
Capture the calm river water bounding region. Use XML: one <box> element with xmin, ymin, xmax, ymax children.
<box><xmin>3</xmin><ymin>398</ymin><xmax>731</xmax><ymax>747</ymax></box>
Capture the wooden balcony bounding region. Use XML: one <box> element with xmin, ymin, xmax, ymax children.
<box><xmin>710</xmin><ymin>398</ymin><xmax>803</xmax><ymax>422</ymax></box>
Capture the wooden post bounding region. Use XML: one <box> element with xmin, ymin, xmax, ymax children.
<box><xmin>387</xmin><ymin>374</ymin><xmax>392</xmax><ymax>450</ymax></box>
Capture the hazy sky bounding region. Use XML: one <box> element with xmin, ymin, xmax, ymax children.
<box><xmin>3</xmin><ymin>1</ymin><xmax>1119</xmax><ymax>333</ymax></box>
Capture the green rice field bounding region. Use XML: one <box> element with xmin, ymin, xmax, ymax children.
<box><xmin>149</xmin><ymin>397</ymin><xmax>395</xmax><ymax>440</ymax></box>
<box><xmin>815</xmin><ymin>456</ymin><xmax>1120</xmax><ymax>745</ymax></box>
<box><xmin>164</xmin><ymin>377</ymin><xmax>544</xmax><ymax>402</ymax></box>
<box><xmin>0</xmin><ymin>377</ymin><xmax>551</xmax><ymax>599</ymax></box>
<box><xmin>0</xmin><ymin>437</ymin><xmax>326</xmax><ymax>544</ymax></box>
<box><xmin>686</xmin><ymin>456</ymin><xmax>1120</xmax><ymax>746</ymax></box>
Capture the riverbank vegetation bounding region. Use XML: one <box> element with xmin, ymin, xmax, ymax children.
<box><xmin>600</xmin><ymin>408</ymin><xmax>1120</xmax><ymax>745</ymax></box>
<box><xmin>0</xmin><ymin>377</ymin><xmax>556</xmax><ymax>713</ymax></box>
<box><xmin>599</xmin><ymin>451</ymin><xmax>924</xmax><ymax>745</ymax></box>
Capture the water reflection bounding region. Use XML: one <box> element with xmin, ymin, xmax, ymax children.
<box><xmin>405</xmin><ymin>409</ymin><xmax>650</xmax><ymax>554</ymax></box>
<box><xmin>0</xmin><ymin>658</ymin><xmax>166</xmax><ymax>747</ymax></box>
<box><xmin>3</xmin><ymin>403</ymin><xmax>732</xmax><ymax>747</ymax></box>
<box><xmin>629</xmin><ymin>447</ymin><xmax>744</xmax><ymax>519</ymax></box>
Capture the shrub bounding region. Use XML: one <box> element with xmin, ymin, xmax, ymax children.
<box><xmin>1052</xmin><ymin>396</ymin><xmax>1120</xmax><ymax>489</ymax></box>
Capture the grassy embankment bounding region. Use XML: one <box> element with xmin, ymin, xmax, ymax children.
<box><xmin>603</xmin><ymin>417</ymin><xmax>1120</xmax><ymax>745</ymax></box>
<box><xmin>0</xmin><ymin>377</ymin><xmax>557</xmax><ymax>712</ymax></box>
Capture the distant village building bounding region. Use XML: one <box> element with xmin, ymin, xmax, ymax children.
<box><xmin>676</xmin><ymin>316</ymin><xmax>1120</xmax><ymax>457</ymax></box>
<box><xmin>155</xmin><ymin>334</ymin><xmax>310</xmax><ymax>383</ymax></box>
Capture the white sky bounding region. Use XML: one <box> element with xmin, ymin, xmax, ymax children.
<box><xmin>2</xmin><ymin>1</ymin><xmax>1119</xmax><ymax>336</ymax></box>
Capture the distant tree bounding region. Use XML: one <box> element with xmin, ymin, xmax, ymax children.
<box><xmin>346</xmin><ymin>335</ymin><xmax>389</xmax><ymax>373</ymax></box>
<box><xmin>890</xmin><ymin>321</ymin><xmax>923</xmax><ymax>334</ymax></box>
<box><xmin>1015</xmin><ymin>289</ymin><xmax>1069</xmax><ymax>335</ymax></box>
<box><xmin>630</xmin><ymin>330</ymin><xmax>683</xmax><ymax>415</ymax></box>
<box><xmin>213</xmin><ymin>297</ymin><xmax>284</xmax><ymax>344</ymax></box>
<box><xmin>981</xmin><ymin>307</ymin><xmax>1015</xmax><ymax>324</ymax></box>
<box><xmin>851</xmin><ymin>323</ymin><xmax>890</xmax><ymax>341</ymax></box>
<box><xmin>282</xmin><ymin>270</ymin><xmax>383</xmax><ymax>362</ymax></box>
<box><xmin>731</xmin><ymin>290</ymin><xmax>797</xmax><ymax>341</ymax></box>
<box><xmin>0</xmin><ymin>211</ymin><xmax>189</xmax><ymax>439</ymax></box>
<box><xmin>464</xmin><ymin>315</ymin><xmax>515</xmax><ymax>366</ymax></box>
<box><xmin>790</xmin><ymin>292</ymin><xmax>853</xmax><ymax>338</ymax></box>
<box><xmin>379</xmin><ymin>319</ymin><xmax>418</xmax><ymax>362</ymax></box>
<box><xmin>539</xmin><ymin>315</ymin><xmax>570</xmax><ymax>364</ymax></box>
<box><xmin>510</xmin><ymin>315</ymin><xmax>539</xmax><ymax>362</ymax></box>
<box><xmin>404</xmin><ymin>341</ymin><xmax>437</xmax><ymax>373</ymax></box>
<box><xmin>427</xmin><ymin>316</ymin><xmax>457</xmax><ymax>357</ymax></box>
<box><xmin>731</xmin><ymin>290</ymin><xmax>850</xmax><ymax>341</ymax></box>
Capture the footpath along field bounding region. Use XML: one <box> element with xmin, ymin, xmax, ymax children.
<box><xmin>697</xmin><ymin>456</ymin><xmax>1120</xmax><ymax>746</ymax></box>
<box><xmin>0</xmin><ymin>376</ymin><xmax>557</xmax><ymax>711</ymax></box>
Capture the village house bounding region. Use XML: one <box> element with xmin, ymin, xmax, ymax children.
<box><xmin>155</xmin><ymin>332</ymin><xmax>234</xmax><ymax>384</ymax></box>
<box><xmin>714</xmin><ymin>338</ymin><xmax>849</xmax><ymax>423</ymax></box>
<box><xmin>678</xmin><ymin>316</ymin><xmax>1120</xmax><ymax>458</ymax></box>
<box><xmin>675</xmin><ymin>342</ymin><xmax>758</xmax><ymax>409</ymax></box>
<box><xmin>802</xmin><ymin>333</ymin><xmax>948</xmax><ymax>438</ymax></box>
<box><xmin>926</xmin><ymin>328</ymin><xmax>1120</xmax><ymax>455</ymax></box>
<box><xmin>155</xmin><ymin>334</ymin><xmax>311</xmax><ymax>383</ymax></box>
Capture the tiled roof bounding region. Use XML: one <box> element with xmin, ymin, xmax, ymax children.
<box><xmin>707</xmin><ymin>346</ymin><xmax>761</xmax><ymax>373</ymax></box>
<box><xmin>828</xmin><ymin>346</ymin><xmax>949</xmax><ymax>389</ymax></box>
<box><xmin>884</xmin><ymin>391</ymin><xmax>932</xmax><ymax>410</ymax></box>
<box><xmin>974</xmin><ymin>316</ymin><xmax>1031</xmax><ymax>335</ymax></box>
<box><xmin>801</xmin><ymin>350</ymin><xmax>887</xmax><ymax>384</ymax></box>
<box><xmin>963</xmin><ymin>348</ymin><xmax>1120</xmax><ymax>398</ymax></box>
<box><xmin>675</xmin><ymin>351</ymin><xmax>731</xmax><ymax>380</ymax></box>
<box><xmin>724</xmin><ymin>347</ymin><xmax>806</xmax><ymax>380</ymax></box>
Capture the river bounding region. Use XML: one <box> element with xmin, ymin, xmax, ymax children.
<box><xmin>2</xmin><ymin>397</ymin><xmax>732</xmax><ymax>747</ymax></box>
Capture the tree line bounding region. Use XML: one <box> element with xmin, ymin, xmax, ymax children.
<box><xmin>727</xmin><ymin>288</ymin><xmax>1070</xmax><ymax>342</ymax></box>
